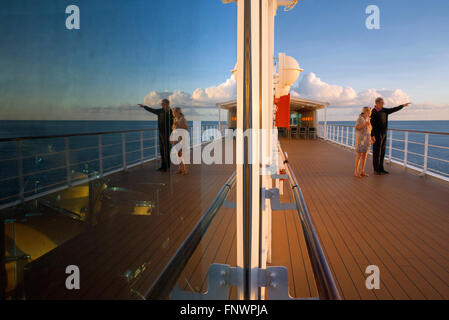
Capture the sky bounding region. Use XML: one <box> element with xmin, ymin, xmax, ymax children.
<box><xmin>0</xmin><ymin>0</ymin><xmax>448</xmax><ymax>121</ymax></box>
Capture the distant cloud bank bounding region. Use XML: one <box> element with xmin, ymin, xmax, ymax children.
<box><xmin>1</xmin><ymin>72</ymin><xmax>447</xmax><ymax>121</ymax></box>
<box><xmin>142</xmin><ymin>75</ymin><xmax>236</xmax><ymax>107</ymax></box>
<box><xmin>289</xmin><ymin>73</ymin><xmax>448</xmax><ymax>121</ymax></box>
<box><xmin>291</xmin><ymin>73</ymin><xmax>410</xmax><ymax>107</ymax></box>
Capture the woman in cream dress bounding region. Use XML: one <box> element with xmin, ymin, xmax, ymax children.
<box><xmin>354</xmin><ymin>107</ymin><xmax>375</xmax><ymax>177</ymax></box>
<box><xmin>172</xmin><ymin>107</ymin><xmax>188</xmax><ymax>175</ymax></box>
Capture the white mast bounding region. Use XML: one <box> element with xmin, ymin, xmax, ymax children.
<box><xmin>223</xmin><ymin>0</ymin><xmax>298</xmax><ymax>300</ymax></box>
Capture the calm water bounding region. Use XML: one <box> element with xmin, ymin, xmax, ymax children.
<box><xmin>0</xmin><ymin>120</ymin><xmax>448</xmax><ymax>207</ymax></box>
<box><xmin>0</xmin><ymin>120</ymin><xmax>220</xmax><ymax>206</ymax></box>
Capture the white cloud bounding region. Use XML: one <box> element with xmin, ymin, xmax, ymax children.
<box><xmin>2</xmin><ymin>72</ymin><xmax>447</xmax><ymax>121</ymax></box>
<box><xmin>192</xmin><ymin>75</ymin><xmax>236</xmax><ymax>105</ymax></box>
<box><xmin>293</xmin><ymin>73</ymin><xmax>449</xmax><ymax>121</ymax></box>
<box><xmin>139</xmin><ymin>76</ymin><xmax>237</xmax><ymax>120</ymax></box>
<box><xmin>291</xmin><ymin>72</ymin><xmax>410</xmax><ymax>107</ymax></box>
<box><xmin>142</xmin><ymin>75</ymin><xmax>237</xmax><ymax>109</ymax></box>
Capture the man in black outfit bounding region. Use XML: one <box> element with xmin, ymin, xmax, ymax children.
<box><xmin>138</xmin><ymin>99</ymin><xmax>173</xmax><ymax>172</ymax></box>
<box><xmin>370</xmin><ymin>97</ymin><xmax>410</xmax><ymax>175</ymax></box>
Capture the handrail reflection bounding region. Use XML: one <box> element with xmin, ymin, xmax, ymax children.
<box><xmin>145</xmin><ymin>171</ymin><xmax>236</xmax><ymax>300</ymax></box>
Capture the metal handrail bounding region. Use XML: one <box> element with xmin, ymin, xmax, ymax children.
<box><xmin>320</xmin><ymin>124</ymin><xmax>449</xmax><ymax>136</ymax></box>
<box><xmin>0</xmin><ymin>124</ymin><xmax>222</xmax><ymax>142</ymax></box>
<box><xmin>0</xmin><ymin>128</ymin><xmax>159</xmax><ymax>142</ymax></box>
<box><xmin>318</xmin><ymin>124</ymin><xmax>449</xmax><ymax>180</ymax></box>
<box><xmin>279</xmin><ymin>147</ymin><xmax>341</xmax><ymax>300</ymax></box>
<box><xmin>145</xmin><ymin>171</ymin><xmax>236</xmax><ymax>300</ymax></box>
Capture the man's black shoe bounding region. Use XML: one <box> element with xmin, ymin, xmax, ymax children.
<box><xmin>157</xmin><ymin>167</ymin><xmax>167</xmax><ymax>172</ymax></box>
<box><xmin>381</xmin><ymin>170</ymin><xmax>389</xmax><ymax>174</ymax></box>
<box><xmin>374</xmin><ymin>171</ymin><xmax>382</xmax><ymax>175</ymax></box>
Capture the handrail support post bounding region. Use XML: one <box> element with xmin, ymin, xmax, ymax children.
<box><xmin>17</xmin><ymin>141</ymin><xmax>24</xmax><ymax>202</ymax></box>
<box><xmin>389</xmin><ymin>130</ymin><xmax>393</xmax><ymax>163</ymax></box>
<box><xmin>404</xmin><ymin>131</ymin><xmax>408</xmax><ymax>167</ymax></box>
<box><xmin>65</xmin><ymin>137</ymin><xmax>72</xmax><ymax>186</ymax></box>
<box><xmin>422</xmin><ymin>133</ymin><xmax>429</xmax><ymax>175</ymax></box>
<box><xmin>98</xmin><ymin>135</ymin><xmax>103</xmax><ymax>176</ymax></box>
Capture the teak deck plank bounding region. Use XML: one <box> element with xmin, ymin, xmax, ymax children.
<box><xmin>280</xmin><ymin>138</ymin><xmax>449</xmax><ymax>300</ymax></box>
<box><xmin>280</xmin><ymin>189</ymin><xmax>319</xmax><ymax>298</ymax></box>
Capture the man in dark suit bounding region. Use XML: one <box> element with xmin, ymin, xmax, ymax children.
<box><xmin>138</xmin><ymin>99</ymin><xmax>173</xmax><ymax>172</ymax></box>
<box><xmin>370</xmin><ymin>97</ymin><xmax>410</xmax><ymax>175</ymax></box>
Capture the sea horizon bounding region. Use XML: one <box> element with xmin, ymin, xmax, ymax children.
<box><xmin>0</xmin><ymin>119</ymin><xmax>448</xmax><ymax>139</ymax></box>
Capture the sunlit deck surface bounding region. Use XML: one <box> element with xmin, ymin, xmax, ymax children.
<box><xmin>281</xmin><ymin>138</ymin><xmax>449</xmax><ymax>300</ymax></box>
<box><xmin>23</xmin><ymin>138</ymin><xmax>449</xmax><ymax>300</ymax></box>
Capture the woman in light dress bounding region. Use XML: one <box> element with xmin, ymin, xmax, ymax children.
<box><xmin>172</xmin><ymin>107</ymin><xmax>188</xmax><ymax>175</ymax></box>
<box><xmin>354</xmin><ymin>107</ymin><xmax>375</xmax><ymax>177</ymax></box>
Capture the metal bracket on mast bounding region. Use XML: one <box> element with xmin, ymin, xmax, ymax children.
<box><xmin>224</xmin><ymin>200</ymin><xmax>236</xmax><ymax>209</ymax></box>
<box><xmin>224</xmin><ymin>188</ymin><xmax>296</xmax><ymax>211</ymax></box>
<box><xmin>171</xmin><ymin>263</ymin><xmax>318</xmax><ymax>300</ymax></box>
<box><xmin>262</xmin><ymin>188</ymin><xmax>296</xmax><ymax>211</ymax></box>
<box><xmin>224</xmin><ymin>188</ymin><xmax>294</xmax><ymax>211</ymax></box>
<box><xmin>270</xmin><ymin>173</ymin><xmax>289</xmax><ymax>180</ymax></box>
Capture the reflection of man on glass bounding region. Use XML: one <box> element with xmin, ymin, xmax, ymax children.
<box><xmin>370</xmin><ymin>97</ymin><xmax>410</xmax><ymax>175</ymax></box>
<box><xmin>138</xmin><ymin>99</ymin><xmax>173</xmax><ymax>172</ymax></box>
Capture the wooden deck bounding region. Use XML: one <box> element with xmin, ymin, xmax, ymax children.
<box><xmin>23</xmin><ymin>153</ymin><xmax>235</xmax><ymax>299</ymax></box>
<box><xmin>173</xmin><ymin>184</ymin><xmax>319</xmax><ymax>300</ymax></box>
<box><xmin>281</xmin><ymin>138</ymin><xmax>449</xmax><ymax>300</ymax></box>
<box><xmin>23</xmin><ymin>139</ymin><xmax>318</xmax><ymax>300</ymax></box>
<box><xmin>22</xmin><ymin>137</ymin><xmax>449</xmax><ymax>300</ymax></box>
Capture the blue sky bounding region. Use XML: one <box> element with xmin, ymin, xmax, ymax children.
<box><xmin>1</xmin><ymin>0</ymin><xmax>448</xmax><ymax>120</ymax></box>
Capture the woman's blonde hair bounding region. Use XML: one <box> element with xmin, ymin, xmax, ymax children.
<box><xmin>173</xmin><ymin>107</ymin><xmax>184</xmax><ymax>116</ymax></box>
<box><xmin>361</xmin><ymin>106</ymin><xmax>371</xmax><ymax>115</ymax></box>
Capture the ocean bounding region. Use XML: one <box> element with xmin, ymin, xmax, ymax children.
<box><xmin>0</xmin><ymin>120</ymin><xmax>448</xmax><ymax>207</ymax></box>
<box><xmin>0</xmin><ymin>120</ymin><xmax>220</xmax><ymax>207</ymax></box>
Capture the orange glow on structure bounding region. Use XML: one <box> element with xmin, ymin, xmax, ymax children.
<box><xmin>275</xmin><ymin>94</ymin><xmax>291</xmax><ymax>128</ymax></box>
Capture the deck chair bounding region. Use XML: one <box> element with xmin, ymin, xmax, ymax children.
<box><xmin>298</xmin><ymin>127</ymin><xmax>307</xmax><ymax>139</ymax></box>
<box><xmin>308</xmin><ymin>127</ymin><xmax>317</xmax><ymax>139</ymax></box>
<box><xmin>290</xmin><ymin>126</ymin><xmax>298</xmax><ymax>139</ymax></box>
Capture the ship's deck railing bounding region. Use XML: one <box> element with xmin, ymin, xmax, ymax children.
<box><xmin>278</xmin><ymin>146</ymin><xmax>341</xmax><ymax>300</ymax></box>
<box><xmin>0</xmin><ymin>124</ymin><xmax>221</xmax><ymax>211</ymax></box>
<box><xmin>317</xmin><ymin>124</ymin><xmax>449</xmax><ymax>182</ymax></box>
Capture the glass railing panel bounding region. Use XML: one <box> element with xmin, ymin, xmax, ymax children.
<box><xmin>0</xmin><ymin>141</ymin><xmax>19</xmax><ymax>206</ymax></box>
<box><xmin>142</xmin><ymin>130</ymin><xmax>158</xmax><ymax>160</ymax></box>
<box><xmin>428</xmin><ymin>134</ymin><xmax>449</xmax><ymax>177</ymax></box>
<box><xmin>101</xmin><ymin>132</ymin><xmax>124</xmax><ymax>173</ymax></box>
<box><xmin>21</xmin><ymin>138</ymin><xmax>67</xmax><ymax>199</ymax></box>
<box><xmin>1</xmin><ymin>127</ymin><xmax>239</xmax><ymax>300</ymax></box>
<box><xmin>139</xmin><ymin>174</ymin><xmax>237</xmax><ymax>300</ymax></box>
<box><xmin>69</xmin><ymin>136</ymin><xmax>100</xmax><ymax>184</ymax></box>
<box><xmin>124</xmin><ymin>131</ymin><xmax>141</xmax><ymax>167</ymax></box>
